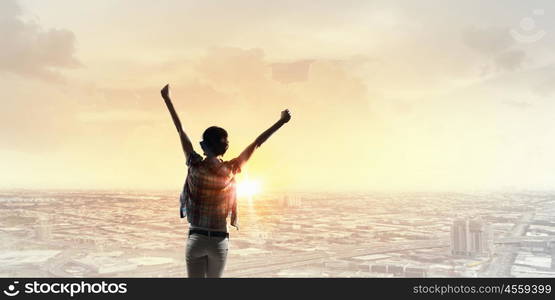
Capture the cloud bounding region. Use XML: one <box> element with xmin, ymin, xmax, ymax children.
<box><xmin>494</xmin><ymin>50</ymin><xmax>526</xmax><ymax>71</ymax></box>
<box><xmin>4</xmin><ymin>0</ymin><xmax>555</xmax><ymax>190</ymax></box>
<box><xmin>0</xmin><ymin>0</ymin><xmax>80</xmax><ymax>81</ymax></box>
<box><xmin>463</xmin><ymin>27</ymin><xmax>514</xmax><ymax>55</ymax></box>
<box><xmin>271</xmin><ymin>60</ymin><xmax>314</xmax><ymax>84</ymax></box>
<box><xmin>462</xmin><ymin>27</ymin><xmax>527</xmax><ymax>73</ymax></box>
<box><xmin>186</xmin><ymin>47</ymin><xmax>371</xmax><ymax>112</ymax></box>
<box><xmin>525</xmin><ymin>65</ymin><xmax>555</xmax><ymax>97</ymax></box>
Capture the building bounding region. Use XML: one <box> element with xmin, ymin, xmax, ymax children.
<box><xmin>451</xmin><ymin>218</ymin><xmax>468</xmax><ymax>256</ymax></box>
<box><xmin>280</xmin><ymin>195</ymin><xmax>302</xmax><ymax>208</ymax></box>
<box><xmin>451</xmin><ymin>217</ymin><xmax>491</xmax><ymax>257</ymax></box>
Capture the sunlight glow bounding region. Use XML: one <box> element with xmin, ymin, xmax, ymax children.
<box><xmin>237</xmin><ymin>179</ymin><xmax>262</xmax><ymax>198</ymax></box>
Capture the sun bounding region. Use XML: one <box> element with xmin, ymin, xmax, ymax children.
<box><xmin>236</xmin><ymin>179</ymin><xmax>262</xmax><ymax>198</ymax></box>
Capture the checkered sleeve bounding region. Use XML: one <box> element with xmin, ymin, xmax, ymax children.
<box><xmin>186</xmin><ymin>151</ymin><xmax>203</xmax><ymax>167</ymax></box>
<box><xmin>224</xmin><ymin>158</ymin><xmax>242</xmax><ymax>175</ymax></box>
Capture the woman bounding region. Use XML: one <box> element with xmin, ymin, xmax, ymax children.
<box><xmin>160</xmin><ymin>84</ymin><xmax>291</xmax><ymax>278</ymax></box>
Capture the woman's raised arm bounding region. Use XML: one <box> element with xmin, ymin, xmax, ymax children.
<box><xmin>161</xmin><ymin>84</ymin><xmax>195</xmax><ymax>159</ymax></box>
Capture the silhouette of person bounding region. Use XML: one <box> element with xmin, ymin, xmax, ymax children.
<box><xmin>160</xmin><ymin>84</ymin><xmax>291</xmax><ymax>278</ymax></box>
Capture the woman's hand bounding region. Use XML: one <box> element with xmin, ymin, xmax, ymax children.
<box><xmin>280</xmin><ymin>109</ymin><xmax>291</xmax><ymax>123</ymax></box>
<box><xmin>161</xmin><ymin>84</ymin><xmax>171</xmax><ymax>100</ymax></box>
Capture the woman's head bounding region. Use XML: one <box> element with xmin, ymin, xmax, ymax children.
<box><xmin>200</xmin><ymin>126</ymin><xmax>229</xmax><ymax>156</ymax></box>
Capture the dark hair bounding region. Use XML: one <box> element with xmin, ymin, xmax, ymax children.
<box><xmin>201</xmin><ymin>126</ymin><xmax>228</xmax><ymax>156</ymax></box>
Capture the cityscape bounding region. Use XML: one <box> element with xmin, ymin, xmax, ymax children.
<box><xmin>0</xmin><ymin>189</ymin><xmax>554</xmax><ymax>277</ymax></box>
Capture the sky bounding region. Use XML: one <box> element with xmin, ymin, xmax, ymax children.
<box><xmin>2</xmin><ymin>0</ymin><xmax>555</xmax><ymax>192</ymax></box>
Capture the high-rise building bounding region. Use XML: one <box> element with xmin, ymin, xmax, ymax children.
<box><xmin>469</xmin><ymin>218</ymin><xmax>484</xmax><ymax>254</ymax></box>
<box><xmin>451</xmin><ymin>217</ymin><xmax>491</xmax><ymax>257</ymax></box>
<box><xmin>451</xmin><ymin>218</ymin><xmax>468</xmax><ymax>256</ymax></box>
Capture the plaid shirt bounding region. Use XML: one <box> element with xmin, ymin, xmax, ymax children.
<box><xmin>180</xmin><ymin>151</ymin><xmax>241</xmax><ymax>230</ymax></box>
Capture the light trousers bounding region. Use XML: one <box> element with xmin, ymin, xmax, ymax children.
<box><xmin>186</xmin><ymin>233</ymin><xmax>229</xmax><ymax>278</ymax></box>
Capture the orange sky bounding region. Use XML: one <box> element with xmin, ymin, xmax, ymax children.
<box><xmin>2</xmin><ymin>0</ymin><xmax>555</xmax><ymax>192</ymax></box>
